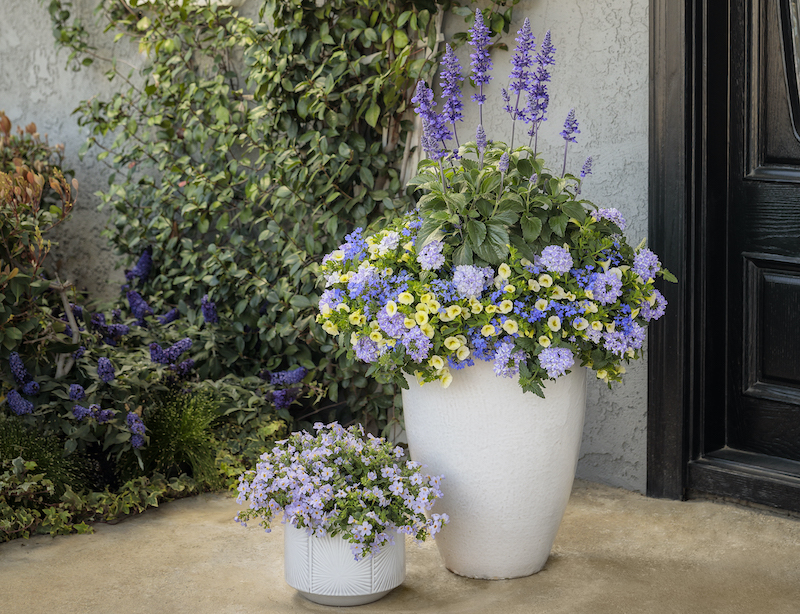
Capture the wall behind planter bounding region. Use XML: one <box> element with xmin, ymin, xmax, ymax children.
<box><xmin>444</xmin><ymin>0</ymin><xmax>649</xmax><ymax>491</ymax></box>
<box><xmin>1</xmin><ymin>0</ymin><xmax>649</xmax><ymax>491</ymax></box>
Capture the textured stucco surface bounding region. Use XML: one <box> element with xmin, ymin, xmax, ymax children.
<box><xmin>444</xmin><ymin>0</ymin><xmax>650</xmax><ymax>491</ymax></box>
<box><xmin>2</xmin><ymin>0</ymin><xmax>650</xmax><ymax>490</ymax></box>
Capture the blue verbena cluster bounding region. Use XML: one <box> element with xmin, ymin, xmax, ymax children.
<box><xmin>416</xmin><ymin>240</ymin><xmax>445</xmax><ymax>271</ymax></box>
<box><xmin>452</xmin><ymin>265</ymin><xmax>493</xmax><ymax>299</ymax></box>
<box><xmin>125</xmin><ymin>246</ymin><xmax>153</xmax><ymax>285</ymax></box>
<box><xmin>493</xmin><ymin>340</ymin><xmax>526</xmax><ymax>378</ymax></box>
<box><xmin>592</xmin><ymin>207</ymin><xmax>627</xmax><ymax>231</ymax></box>
<box><xmin>97</xmin><ymin>357</ymin><xmax>116</xmax><ymax>383</ymax></box>
<box><xmin>201</xmin><ymin>294</ymin><xmax>219</xmax><ymax>324</ymax></box>
<box><xmin>7</xmin><ymin>390</ymin><xmax>33</xmax><ymax>415</ymax></box>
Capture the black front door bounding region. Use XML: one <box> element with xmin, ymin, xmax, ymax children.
<box><xmin>649</xmin><ymin>0</ymin><xmax>800</xmax><ymax>511</ymax></box>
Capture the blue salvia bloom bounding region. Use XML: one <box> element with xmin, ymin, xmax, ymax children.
<box><xmin>411</xmin><ymin>81</ymin><xmax>451</xmax><ymax>161</ymax></box>
<box><xmin>468</xmin><ymin>9</ymin><xmax>493</xmax><ymax>108</ymax></box>
<box><xmin>476</xmin><ymin>124</ymin><xmax>487</xmax><ymax>168</ymax></box>
<box><xmin>439</xmin><ymin>44</ymin><xmax>464</xmax><ymax>147</ymax></box>
<box><xmin>501</xmin><ymin>88</ymin><xmax>512</xmax><ymax>115</ymax></box>
<box><xmin>8</xmin><ymin>390</ymin><xmax>33</xmax><ymax>415</ymax></box>
<box><xmin>201</xmin><ymin>294</ymin><xmax>219</xmax><ymax>324</ymax></box>
<box><xmin>525</xmin><ymin>30</ymin><xmax>556</xmax><ymax>147</ymax></box>
<box><xmin>158</xmin><ymin>308</ymin><xmax>179</xmax><ymax>325</ymax></box>
<box><xmin>97</xmin><ymin>357</ymin><xmax>115</xmax><ymax>383</ymax></box>
<box><xmin>498</xmin><ymin>152</ymin><xmax>510</xmax><ymax>173</ymax></box>
<box><xmin>560</xmin><ymin>109</ymin><xmax>580</xmax><ymax>143</ymax></box>
<box><xmin>127</xmin><ymin>290</ymin><xmax>153</xmax><ymax>325</ymax></box>
<box><xmin>125</xmin><ymin>246</ymin><xmax>152</xmax><ymax>285</ymax></box>
<box><xmin>509</xmin><ymin>18</ymin><xmax>535</xmax><ymax>96</ymax></box>
<box><xmin>9</xmin><ymin>352</ymin><xmax>30</xmax><ymax>385</ymax></box>
<box><xmin>580</xmin><ymin>156</ymin><xmax>593</xmax><ymax>178</ymax></box>
<box><xmin>69</xmin><ymin>384</ymin><xmax>86</xmax><ymax>401</ymax></box>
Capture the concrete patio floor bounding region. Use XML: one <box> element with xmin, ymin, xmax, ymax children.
<box><xmin>1</xmin><ymin>479</ymin><xmax>799</xmax><ymax>614</ymax></box>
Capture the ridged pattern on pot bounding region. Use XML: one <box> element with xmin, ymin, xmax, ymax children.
<box><xmin>283</xmin><ymin>525</ymin><xmax>406</xmax><ymax>606</ymax></box>
<box><xmin>402</xmin><ymin>360</ymin><xmax>587</xmax><ymax>579</ymax></box>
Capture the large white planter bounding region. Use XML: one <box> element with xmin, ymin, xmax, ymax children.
<box><xmin>284</xmin><ymin>525</ymin><xmax>406</xmax><ymax>606</ymax></box>
<box><xmin>402</xmin><ymin>359</ymin><xmax>587</xmax><ymax>579</ymax></box>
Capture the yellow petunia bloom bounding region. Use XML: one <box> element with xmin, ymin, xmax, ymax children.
<box><xmin>444</xmin><ymin>336</ymin><xmax>462</xmax><ymax>351</ymax></box>
<box><xmin>573</xmin><ymin>317</ymin><xmax>589</xmax><ymax>331</ymax></box>
<box><xmin>446</xmin><ymin>305</ymin><xmax>463</xmax><ymax>319</ymax></box>
<box><xmin>548</xmin><ymin>316</ymin><xmax>562</xmax><ymax>332</ymax></box>
<box><xmin>539</xmin><ymin>274</ymin><xmax>553</xmax><ymax>287</ymax></box>
<box><xmin>404</xmin><ymin>317</ymin><xmax>416</xmax><ymax>329</ymax></box>
<box><xmin>481</xmin><ymin>324</ymin><xmax>496</xmax><ymax>337</ymax></box>
<box><xmin>429</xmin><ymin>355</ymin><xmax>445</xmax><ymax>370</ymax></box>
<box><xmin>398</xmin><ymin>292</ymin><xmax>414</xmax><ymax>305</ymax></box>
<box><xmin>349</xmin><ymin>312</ymin><xmax>362</xmax><ymax>325</ymax></box>
<box><xmin>499</xmin><ymin>300</ymin><xmax>514</xmax><ymax>314</ymax></box>
<box><xmin>456</xmin><ymin>345</ymin><xmax>471</xmax><ymax>361</ymax></box>
<box><xmin>440</xmin><ymin>370</ymin><xmax>454</xmax><ymax>388</ymax></box>
<box><xmin>421</xmin><ymin>323</ymin><xmax>435</xmax><ymax>339</ymax></box>
<box><xmin>502</xmin><ymin>319</ymin><xmax>519</xmax><ymax>334</ymax></box>
<box><xmin>369</xmin><ymin>330</ymin><xmax>383</xmax><ymax>342</ymax></box>
<box><xmin>415</xmin><ymin>311</ymin><xmax>429</xmax><ymax>326</ymax></box>
<box><xmin>591</xmin><ymin>321</ymin><xmax>604</xmax><ymax>331</ymax></box>
<box><xmin>485</xmin><ymin>304</ymin><xmax>497</xmax><ymax>314</ymax></box>
<box><xmin>535</xmin><ymin>298</ymin><xmax>548</xmax><ymax>311</ymax></box>
<box><xmin>528</xmin><ymin>278</ymin><xmax>541</xmax><ymax>292</ymax></box>
<box><xmin>385</xmin><ymin>300</ymin><xmax>397</xmax><ymax>316</ymax></box>
<box><xmin>498</xmin><ymin>263</ymin><xmax>512</xmax><ymax>279</ymax></box>
<box><xmin>538</xmin><ymin>335</ymin><xmax>551</xmax><ymax>347</ymax></box>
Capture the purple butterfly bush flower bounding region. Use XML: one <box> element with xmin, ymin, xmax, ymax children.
<box><xmin>201</xmin><ymin>294</ymin><xmax>219</xmax><ymax>324</ymax></box>
<box><xmin>7</xmin><ymin>390</ymin><xmax>33</xmax><ymax>415</ymax></box>
<box><xmin>272</xmin><ymin>388</ymin><xmax>300</xmax><ymax>410</ymax></box>
<box><xmin>159</xmin><ymin>308</ymin><xmax>179</xmax><ymax>325</ymax></box>
<box><xmin>73</xmin><ymin>346</ymin><xmax>85</xmax><ymax>360</ymax></box>
<box><xmin>127</xmin><ymin>290</ymin><xmax>154</xmax><ymax>325</ymax></box>
<box><xmin>126</xmin><ymin>412</ymin><xmax>146</xmax><ymax>435</ymax></box>
<box><xmin>538</xmin><ymin>346</ymin><xmax>575</xmax><ymax>379</ymax></box>
<box><xmin>267</xmin><ymin>367</ymin><xmax>307</xmax><ymax>386</ymax></box>
<box><xmin>169</xmin><ymin>359</ymin><xmax>195</xmax><ymax>378</ymax></box>
<box><xmin>131</xmin><ymin>434</ymin><xmax>145</xmax><ymax>449</ymax></box>
<box><xmin>96</xmin><ymin>408</ymin><xmax>115</xmax><ymax>424</ymax></box>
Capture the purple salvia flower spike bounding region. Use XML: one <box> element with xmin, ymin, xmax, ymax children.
<box><xmin>508</xmin><ymin>17</ymin><xmax>535</xmax><ymax>148</ymax></box>
<box><xmin>526</xmin><ymin>30</ymin><xmax>556</xmax><ymax>154</ymax></box>
<box><xmin>411</xmin><ymin>81</ymin><xmax>451</xmax><ymax>163</ymax></box>
<box><xmin>560</xmin><ymin>109</ymin><xmax>580</xmax><ymax>175</ymax></box>
<box><xmin>580</xmin><ymin>156</ymin><xmax>593</xmax><ymax>178</ymax></box>
<box><xmin>476</xmin><ymin>124</ymin><xmax>487</xmax><ymax>168</ymax></box>
<box><xmin>440</xmin><ymin>44</ymin><xmax>464</xmax><ymax>147</ymax></box>
<box><xmin>468</xmin><ymin>9</ymin><xmax>493</xmax><ymax>125</ymax></box>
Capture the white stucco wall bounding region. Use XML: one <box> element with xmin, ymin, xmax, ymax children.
<box><xmin>443</xmin><ymin>0</ymin><xmax>650</xmax><ymax>491</ymax></box>
<box><xmin>2</xmin><ymin>0</ymin><xmax>649</xmax><ymax>491</ymax></box>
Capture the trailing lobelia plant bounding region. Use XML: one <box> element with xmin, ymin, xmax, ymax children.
<box><xmin>235</xmin><ymin>421</ymin><xmax>448</xmax><ymax>561</ymax></box>
<box><xmin>315</xmin><ymin>12</ymin><xmax>676</xmax><ymax>396</ymax></box>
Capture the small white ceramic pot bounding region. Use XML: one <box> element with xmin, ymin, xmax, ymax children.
<box><xmin>283</xmin><ymin>525</ymin><xmax>406</xmax><ymax>606</ymax></box>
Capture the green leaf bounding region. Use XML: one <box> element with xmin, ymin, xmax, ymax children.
<box><xmin>521</xmin><ymin>215</ymin><xmax>543</xmax><ymax>242</ymax></box>
<box><xmin>561</xmin><ymin>201</ymin><xmax>587</xmax><ymax>220</ymax></box>
<box><xmin>365</xmin><ymin>103</ymin><xmax>380</xmax><ymax>128</ymax></box>
<box><xmin>466</xmin><ymin>219</ymin><xmax>487</xmax><ymax>246</ymax></box>
<box><xmin>549</xmin><ymin>214</ymin><xmax>569</xmax><ymax>237</ymax></box>
<box><xmin>453</xmin><ymin>243</ymin><xmax>473</xmax><ymax>266</ymax></box>
<box><xmin>661</xmin><ymin>268</ymin><xmax>678</xmax><ymax>283</ymax></box>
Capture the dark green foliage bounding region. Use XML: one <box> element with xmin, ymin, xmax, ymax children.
<box><xmin>124</xmin><ymin>390</ymin><xmax>218</xmax><ymax>486</ymax></box>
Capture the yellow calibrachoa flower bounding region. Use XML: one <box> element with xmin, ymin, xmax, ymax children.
<box><xmin>446</xmin><ymin>305</ymin><xmax>462</xmax><ymax>319</ymax></box>
<box><xmin>605</xmin><ymin>322</ymin><xmax>615</xmax><ymax>333</ymax></box>
<box><xmin>551</xmin><ymin>285</ymin><xmax>567</xmax><ymax>300</ymax></box>
<box><xmin>585</xmin><ymin>289</ymin><xmax>595</xmax><ymax>300</ymax></box>
<box><xmin>584</xmin><ymin>302</ymin><xmax>598</xmax><ymax>314</ymax></box>
<box><xmin>438</xmin><ymin>312</ymin><xmax>453</xmax><ymax>322</ymax></box>
<box><xmin>631</xmin><ymin>307</ymin><xmax>640</xmax><ymax>319</ymax></box>
<box><xmin>456</xmin><ymin>334</ymin><xmax>467</xmax><ymax>345</ymax></box>
<box><xmin>403</xmin><ymin>241</ymin><xmax>414</xmax><ymax>252</ymax></box>
<box><xmin>415</xmin><ymin>302</ymin><xmax>430</xmax><ymax>314</ymax></box>
<box><xmin>322</xmin><ymin>321</ymin><xmax>339</xmax><ymax>335</ymax></box>
<box><xmin>420</xmin><ymin>293</ymin><xmax>433</xmax><ymax>303</ymax></box>
<box><xmin>337</xmin><ymin>303</ymin><xmax>351</xmax><ymax>312</ymax></box>
<box><xmin>504</xmin><ymin>284</ymin><xmax>516</xmax><ymax>294</ymax></box>
<box><xmin>470</xmin><ymin>300</ymin><xmax>483</xmax><ymax>314</ymax></box>
<box><xmin>404</xmin><ymin>317</ymin><xmax>416</xmax><ymax>329</ymax></box>
<box><xmin>538</xmin><ymin>335</ymin><xmax>551</xmax><ymax>347</ymax></box>
<box><xmin>485</xmin><ymin>304</ymin><xmax>497</xmax><ymax>314</ymax></box>
<box><xmin>349</xmin><ymin>312</ymin><xmax>362</xmax><ymax>325</ymax></box>
<box><xmin>398</xmin><ymin>292</ymin><xmax>414</xmax><ymax>305</ymax></box>
<box><xmin>331</xmin><ymin>250</ymin><xmax>345</xmax><ymax>261</ymax></box>
<box><xmin>548</xmin><ymin>315</ymin><xmax>562</xmax><ymax>331</ymax></box>
<box><xmin>421</xmin><ymin>323</ymin><xmax>435</xmax><ymax>339</ymax></box>
<box><xmin>535</xmin><ymin>298</ymin><xmax>548</xmax><ymax>311</ymax></box>
<box><xmin>320</xmin><ymin>304</ymin><xmax>332</xmax><ymax>317</ymax></box>
<box><xmin>567</xmin><ymin>292</ymin><xmax>577</xmax><ymax>302</ymax></box>
<box><xmin>385</xmin><ymin>300</ymin><xmax>397</xmax><ymax>316</ymax></box>
<box><xmin>428</xmin><ymin>299</ymin><xmax>441</xmax><ymax>313</ymax></box>
<box><xmin>429</xmin><ymin>355</ymin><xmax>445</xmax><ymax>370</ymax></box>
<box><xmin>528</xmin><ymin>278</ymin><xmax>541</xmax><ymax>291</ymax></box>
<box><xmin>498</xmin><ymin>263</ymin><xmax>511</xmax><ymax>279</ymax></box>
<box><xmin>502</xmin><ymin>319</ymin><xmax>519</xmax><ymax>334</ymax></box>
<box><xmin>539</xmin><ymin>274</ymin><xmax>553</xmax><ymax>287</ymax></box>
<box><xmin>597</xmin><ymin>369</ymin><xmax>609</xmax><ymax>382</ymax></box>
<box><xmin>591</xmin><ymin>321</ymin><xmax>604</xmax><ymax>331</ymax></box>
<box><xmin>440</xmin><ymin>369</ymin><xmax>454</xmax><ymax>388</ymax></box>
<box><xmin>456</xmin><ymin>345</ymin><xmax>471</xmax><ymax>361</ymax></box>
<box><xmin>369</xmin><ymin>320</ymin><xmax>380</xmax><ymax>330</ymax></box>
<box><xmin>481</xmin><ymin>324</ymin><xmax>496</xmax><ymax>337</ymax></box>
<box><xmin>415</xmin><ymin>311</ymin><xmax>429</xmax><ymax>326</ymax></box>
<box><xmin>339</xmin><ymin>272</ymin><xmax>353</xmax><ymax>283</ymax></box>
<box><xmin>369</xmin><ymin>330</ymin><xmax>383</xmax><ymax>342</ymax></box>
<box><xmin>573</xmin><ymin>317</ymin><xmax>589</xmax><ymax>331</ymax></box>
<box><xmin>444</xmin><ymin>336</ymin><xmax>462</xmax><ymax>351</ymax></box>
<box><xmin>499</xmin><ymin>300</ymin><xmax>514</xmax><ymax>314</ymax></box>
<box><xmin>350</xmin><ymin>332</ymin><xmax>359</xmax><ymax>346</ymax></box>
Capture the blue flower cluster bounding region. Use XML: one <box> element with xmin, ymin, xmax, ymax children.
<box><xmin>125</xmin><ymin>246</ymin><xmax>153</xmax><ymax>285</ymax></box>
<box><xmin>126</xmin><ymin>412</ymin><xmax>146</xmax><ymax>448</ymax></box>
<box><xmin>201</xmin><ymin>294</ymin><xmax>219</xmax><ymax>324</ymax></box>
<box><xmin>7</xmin><ymin>390</ymin><xmax>33</xmax><ymax>415</ymax></box>
<box><xmin>97</xmin><ymin>357</ymin><xmax>116</xmax><ymax>383</ymax></box>
<box><xmin>266</xmin><ymin>367</ymin><xmax>307</xmax><ymax>386</ymax></box>
<box><xmin>149</xmin><ymin>338</ymin><xmax>193</xmax><ymax>365</ymax></box>
<box><xmin>127</xmin><ymin>290</ymin><xmax>154</xmax><ymax>326</ymax></box>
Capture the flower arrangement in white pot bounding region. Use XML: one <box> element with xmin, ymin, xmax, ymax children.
<box><xmin>315</xmin><ymin>11</ymin><xmax>675</xmax><ymax>580</ymax></box>
<box><xmin>235</xmin><ymin>421</ymin><xmax>447</xmax><ymax>605</ymax></box>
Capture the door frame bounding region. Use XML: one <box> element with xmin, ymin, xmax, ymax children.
<box><xmin>648</xmin><ymin>0</ymin><xmax>800</xmax><ymax>511</ymax></box>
